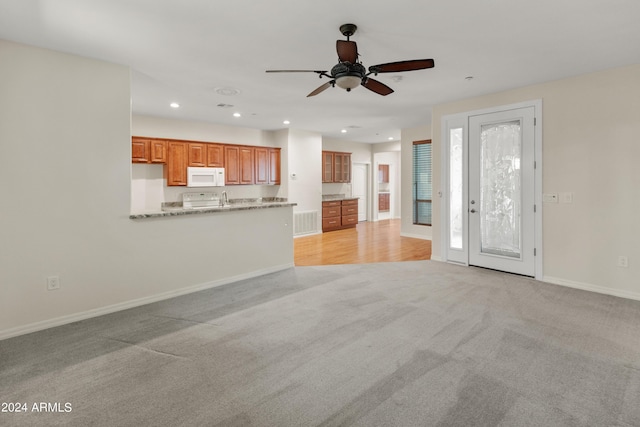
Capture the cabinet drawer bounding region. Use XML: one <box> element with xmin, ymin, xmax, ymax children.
<box><xmin>342</xmin><ymin>205</ymin><xmax>358</xmax><ymax>215</ymax></box>
<box><xmin>322</xmin><ymin>217</ymin><xmax>341</xmax><ymax>229</ymax></box>
<box><xmin>342</xmin><ymin>199</ymin><xmax>358</xmax><ymax>206</ymax></box>
<box><xmin>322</xmin><ymin>207</ymin><xmax>341</xmax><ymax>217</ymax></box>
<box><xmin>342</xmin><ymin>214</ymin><xmax>358</xmax><ymax>225</ymax></box>
<box><xmin>322</xmin><ymin>201</ymin><xmax>341</xmax><ymax>207</ymax></box>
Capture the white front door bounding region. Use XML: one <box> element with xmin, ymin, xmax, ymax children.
<box><xmin>468</xmin><ymin>107</ymin><xmax>536</xmax><ymax>276</ymax></box>
<box><xmin>352</xmin><ymin>163</ymin><xmax>368</xmax><ymax>221</ymax></box>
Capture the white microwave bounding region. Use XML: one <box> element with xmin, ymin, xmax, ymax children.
<box><xmin>187</xmin><ymin>167</ymin><xmax>225</xmax><ymax>187</ymax></box>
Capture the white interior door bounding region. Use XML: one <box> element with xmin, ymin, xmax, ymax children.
<box><xmin>352</xmin><ymin>163</ymin><xmax>368</xmax><ymax>221</ymax></box>
<box><xmin>468</xmin><ymin>107</ymin><xmax>535</xmax><ymax>276</ymax></box>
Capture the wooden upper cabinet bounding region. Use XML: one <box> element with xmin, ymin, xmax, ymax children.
<box><xmin>224</xmin><ymin>145</ymin><xmax>253</xmax><ymax>185</ymax></box>
<box><xmin>255</xmin><ymin>147</ymin><xmax>281</xmax><ymax>185</ymax></box>
<box><xmin>132</xmin><ymin>136</ymin><xmax>280</xmax><ymax>186</ymax></box>
<box><xmin>132</xmin><ymin>137</ymin><xmax>166</xmax><ymax>163</ymax></box>
<box><xmin>166</xmin><ymin>141</ymin><xmax>187</xmax><ymax>186</ymax></box>
<box><xmin>132</xmin><ymin>137</ymin><xmax>150</xmax><ymax>163</ymax></box>
<box><xmin>322</xmin><ymin>151</ymin><xmax>334</xmax><ymax>183</ymax></box>
<box><xmin>224</xmin><ymin>145</ymin><xmax>240</xmax><ymax>185</ymax></box>
<box><xmin>269</xmin><ymin>148</ymin><xmax>281</xmax><ymax>185</ymax></box>
<box><xmin>254</xmin><ymin>147</ymin><xmax>269</xmax><ymax>185</ymax></box>
<box><xmin>239</xmin><ymin>146</ymin><xmax>254</xmax><ymax>185</ymax></box>
<box><xmin>339</xmin><ymin>153</ymin><xmax>351</xmax><ymax>183</ymax></box>
<box><xmin>334</xmin><ymin>154</ymin><xmax>343</xmax><ymax>182</ymax></box>
<box><xmin>322</xmin><ymin>151</ymin><xmax>351</xmax><ymax>183</ymax></box>
<box><xmin>378</xmin><ymin>164</ymin><xmax>389</xmax><ymax>183</ymax></box>
<box><xmin>149</xmin><ymin>140</ymin><xmax>167</xmax><ymax>163</ymax></box>
<box><xmin>188</xmin><ymin>143</ymin><xmax>207</xmax><ymax>167</ymax></box>
<box><xmin>207</xmin><ymin>144</ymin><xmax>224</xmax><ymax>167</ymax></box>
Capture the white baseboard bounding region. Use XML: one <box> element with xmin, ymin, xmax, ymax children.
<box><xmin>400</xmin><ymin>232</ymin><xmax>432</xmax><ymax>240</ymax></box>
<box><xmin>543</xmin><ymin>276</ymin><xmax>640</xmax><ymax>302</ymax></box>
<box><xmin>293</xmin><ymin>231</ymin><xmax>321</xmax><ymax>238</ymax></box>
<box><xmin>429</xmin><ymin>255</ymin><xmax>443</xmax><ymax>262</ymax></box>
<box><xmin>0</xmin><ymin>263</ymin><xmax>295</xmax><ymax>341</ymax></box>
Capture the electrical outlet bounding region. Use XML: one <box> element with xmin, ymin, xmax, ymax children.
<box><xmin>47</xmin><ymin>276</ymin><xmax>60</xmax><ymax>290</ymax></box>
<box><xmin>617</xmin><ymin>256</ymin><xmax>629</xmax><ymax>268</ymax></box>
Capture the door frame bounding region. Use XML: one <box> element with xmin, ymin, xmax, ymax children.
<box><xmin>352</xmin><ymin>162</ymin><xmax>369</xmax><ymax>222</ymax></box>
<box><xmin>440</xmin><ymin>100</ymin><xmax>544</xmax><ymax>280</ymax></box>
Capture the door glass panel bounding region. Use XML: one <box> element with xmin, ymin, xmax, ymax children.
<box><xmin>480</xmin><ymin>120</ymin><xmax>522</xmax><ymax>258</ymax></box>
<box><xmin>449</xmin><ymin>128</ymin><xmax>463</xmax><ymax>249</ymax></box>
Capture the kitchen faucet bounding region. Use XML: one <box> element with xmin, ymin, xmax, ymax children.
<box><xmin>221</xmin><ymin>191</ymin><xmax>228</xmax><ymax>206</ymax></box>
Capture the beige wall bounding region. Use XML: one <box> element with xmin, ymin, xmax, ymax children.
<box><xmin>431</xmin><ymin>65</ymin><xmax>640</xmax><ymax>298</ymax></box>
<box><xmin>0</xmin><ymin>40</ymin><xmax>294</xmax><ymax>339</ymax></box>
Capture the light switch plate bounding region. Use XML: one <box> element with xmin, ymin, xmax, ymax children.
<box><xmin>543</xmin><ymin>193</ymin><xmax>558</xmax><ymax>203</ymax></box>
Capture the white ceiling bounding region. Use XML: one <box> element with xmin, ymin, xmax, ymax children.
<box><xmin>1</xmin><ymin>0</ymin><xmax>639</xmax><ymax>143</ymax></box>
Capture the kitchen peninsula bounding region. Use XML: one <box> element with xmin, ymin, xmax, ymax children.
<box><xmin>130</xmin><ymin>197</ymin><xmax>296</xmax><ymax>219</ymax></box>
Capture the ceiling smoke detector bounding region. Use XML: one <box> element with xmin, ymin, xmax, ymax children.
<box><xmin>215</xmin><ymin>87</ymin><xmax>241</xmax><ymax>96</ymax></box>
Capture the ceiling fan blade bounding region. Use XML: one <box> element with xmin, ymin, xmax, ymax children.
<box><xmin>368</xmin><ymin>59</ymin><xmax>435</xmax><ymax>74</ymax></box>
<box><xmin>336</xmin><ymin>40</ymin><xmax>358</xmax><ymax>63</ymax></box>
<box><xmin>266</xmin><ymin>70</ymin><xmax>327</xmax><ymax>73</ymax></box>
<box><xmin>362</xmin><ymin>78</ymin><xmax>394</xmax><ymax>96</ymax></box>
<box><xmin>307</xmin><ymin>81</ymin><xmax>333</xmax><ymax>97</ymax></box>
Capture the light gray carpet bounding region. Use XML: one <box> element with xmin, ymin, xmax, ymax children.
<box><xmin>2</xmin><ymin>261</ymin><xmax>640</xmax><ymax>427</ymax></box>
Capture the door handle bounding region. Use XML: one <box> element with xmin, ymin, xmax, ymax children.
<box><xmin>470</xmin><ymin>209</ymin><xmax>477</xmax><ymax>213</ymax></box>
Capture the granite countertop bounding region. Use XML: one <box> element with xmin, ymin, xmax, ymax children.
<box><xmin>130</xmin><ymin>197</ymin><xmax>296</xmax><ymax>219</ymax></box>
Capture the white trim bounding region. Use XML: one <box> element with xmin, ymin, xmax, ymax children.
<box><xmin>400</xmin><ymin>232</ymin><xmax>432</xmax><ymax>240</ymax></box>
<box><xmin>293</xmin><ymin>231</ymin><xmax>321</xmax><ymax>238</ymax></box>
<box><xmin>440</xmin><ymin>99</ymin><xmax>543</xmax><ymax>279</ymax></box>
<box><xmin>533</xmin><ymin>100</ymin><xmax>544</xmax><ymax>281</ymax></box>
<box><xmin>0</xmin><ymin>263</ymin><xmax>295</xmax><ymax>341</ymax></box>
<box><xmin>430</xmin><ymin>255</ymin><xmax>444</xmax><ymax>262</ymax></box>
<box><xmin>543</xmin><ymin>276</ymin><xmax>640</xmax><ymax>302</ymax></box>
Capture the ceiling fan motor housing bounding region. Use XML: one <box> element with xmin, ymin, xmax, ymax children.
<box><xmin>331</xmin><ymin>62</ymin><xmax>366</xmax><ymax>90</ymax></box>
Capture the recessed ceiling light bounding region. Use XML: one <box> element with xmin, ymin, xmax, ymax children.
<box><xmin>233</xmin><ymin>112</ymin><xmax>241</xmax><ymax>118</ymax></box>
<box><xmin>283</xmin><ymin>120</ymin><xmax>290</xmax><ymax>125</ymax></box>
<box><xmin>341</xmin><ymin>129</ymin><xmax>347</xmax><ymax>133</ymax></box>
<box><xmin>388</xmin><ymin>137</ymin><xmax>394</xmax><ymax>140</ymax></box>
<box><xmin>170</xmin><ymin>102</ymin><xmax>180</xmax><ymax>108</ymax></box>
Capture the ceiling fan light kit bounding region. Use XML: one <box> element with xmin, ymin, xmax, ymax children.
<box><xmin>266</xmin><ymin>23</ymin><xmax>435</xmax><ymax>97</ymax></box>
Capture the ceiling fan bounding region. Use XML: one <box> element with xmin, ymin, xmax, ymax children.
<box><xmin>266</xmin><ymin>23</ymin><xmax>435</xmax><ymax>97</ymax></box>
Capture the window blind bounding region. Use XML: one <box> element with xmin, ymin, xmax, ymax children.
<box><xmin>413</xmin><ymin>140</ymin><xmax>432</xmax><ymax>226</ymax></box>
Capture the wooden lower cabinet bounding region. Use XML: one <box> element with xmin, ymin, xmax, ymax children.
<box><xmin>379</xmin><ymin>193</ymin><xmax>390</xmax><ymax>212</ymax></box>
<box><xmin>322</xmin><ymin>199</ymin><xmax>358</xmax><ymax>232</ymax></box>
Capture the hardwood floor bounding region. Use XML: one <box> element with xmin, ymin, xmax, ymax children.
<box><xmin>294</xmin><ymin>219</ymin><xmax>432</xmax><ymax>266</ymax></box>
